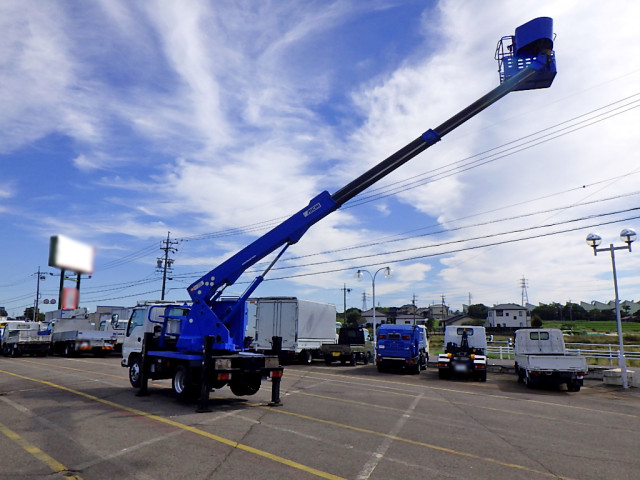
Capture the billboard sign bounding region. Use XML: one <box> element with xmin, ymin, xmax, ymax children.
<box><xmin>48</xmin><ymin>235</ymin><xmax>95</xmax><ymax>274</ymax></box>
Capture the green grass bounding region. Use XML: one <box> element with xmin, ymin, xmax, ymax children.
<box><xmin>541</xmin><ymin>320</ymin><xmax>640</xmax><ymax>335</ymax></box>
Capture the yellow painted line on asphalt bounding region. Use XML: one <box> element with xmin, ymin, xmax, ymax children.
<box><xmin>0</xmin><ymin>420</ymin><xmax>83</xmax><ymax>479</ymax></box>
<box><xmin>253</xmin><ymin>404</ymin><xmax>578</xmax><ymax>480</ymax></box>
<box><xmin>0</xmin><ymin>369</ymin><xmax>345</xmax><ymax>480</ymax></box>
<box><xmin>16</xmin><ymin>358</ymin><xmax>172</xmax><ymax>388</ymax></box>
<box><xmin>293</xmin><ymin>389</ymin><xmax>568</xmax><ymax>424</ymax></box>
<box><xmin>290</xmin><ymin>369</ymin><xmax>639</xmax><ymax>418</ymax></box>
<box><xmin>19</xmin><ymin>358</ymin><xmax>126</xmax><ymax>380</ymax></box>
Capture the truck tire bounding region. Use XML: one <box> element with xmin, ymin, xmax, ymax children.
<box><xmin>129</xmin><ymin>357</ymin><xmax>142</xmax><ymax>388</ymax></box>
<box><xmin>230</xmin><ymin>373</ymin><xmax>262</xmax><ymax>396</ymax></box>
<box><xmin>299</xmin><ymin>350</ymin><xmax>312</xmax><ymax>365</ymax></box>
<box><xmin>567</xmin><ymin>381</ymin><xmax>581</xmax><ymax>392</ymax></box>
<box><xmin>438</xmin><ymin>368</ymin><xmax>450</xmax><ymax>379</ymax></box>
<box><xmin>64</xmin><ymin>343</ymin><xmax>75</xmax><ymax>357</ymax></box>
<box><xmin>349</xmin><ymin>353</ymin><xmax>357</xmax><ymax>366</ymax></box>
<box><xmin>172</xmin><ymin>365</ymin><xmax>198</xmax><ymax>401</ymax></box>
<box><xmin>477</xmin><ymin>370</ymin><xmax>487</xmax><ymax>382</ymax></box>
<box><xmin>324</xmin><ymin>357</ymin><xmax>333</xmax><ymax>365</ymax></box>
<box><xmin>523</xmin><ymin>372</ymin><xmax>534</xmax><ymax>388</ymax></box>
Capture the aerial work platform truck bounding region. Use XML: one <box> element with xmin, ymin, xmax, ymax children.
<box><xmin>122</xmin><ymin>17</ymin><xmax>557</xmax><ymax>408</ymax></box>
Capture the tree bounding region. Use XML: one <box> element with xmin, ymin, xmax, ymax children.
<box><xmin>23</xmin><ymin>307</ymin><xmax>45</xmax><ymax>322</ymax></box>
<box><xmin>562</xmin><ymin>302</ymin><xmax>587</xmax><ymax>321</ymax></box>
<box><xmin>345</xmin><ymin>308</ymin><xmax>361</xmax><ymax>326</ymax></box>
<box><xmin>532</xmin><ymin>303</ymin><xmax>562</xmax><ymax>321</ymax></box>
<box><xmin>426</xmin><ymin>318</ymin><xmax>438</xmax><ymax>333</ymax></box>
<box><xmin>467</xmin><ymin>304</ymin><xmax>488</xmax><ymax>319</ymax></box>
<box><xmin>531</xmin><ymin>314</ymin><xmax>543</xmax><ymax>328</ymax></box>
<box><xmin>0</xmin><ymin>308</ymin><xmax>7</xmax><ymax>317</ymax></box>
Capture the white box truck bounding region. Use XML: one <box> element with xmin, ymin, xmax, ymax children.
<box><xmin>252</xmin><ymin>297</ymin><xmax>336</xmax><ymax>364</ymax></box>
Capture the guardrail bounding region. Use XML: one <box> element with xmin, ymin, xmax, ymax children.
<box><xmin>485</xmin><ymin>341</ymin><xmax>640</xmax><ymax>365</ymax></box>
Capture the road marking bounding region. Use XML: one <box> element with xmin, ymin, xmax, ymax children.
<box><xmin>0</xmin><ymin>420</ymin><xmax>83</xmax><ymax>479</ymax></box>
<box><xmin>287</xmin><ymin>369</ymin><xmax>639</xmax><ymax>418</ymax></box>
<box><xmin>356</xmin><ymin>392</ymin><xmax>424</xmax><ymax>480</ymax></box>
<box><xmin>0</xmin><ymin>368</ymin><xmax>346</xmax><ymax>480</ymax></box>
<box><xmin>254</xmin><ymin>405</ymin><xmax>578</xmax><ymax>480</ymax></box>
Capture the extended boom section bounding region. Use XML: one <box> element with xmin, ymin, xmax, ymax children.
<box><xmin>122</xmin><ymin>18</ymin><xmax>557</xmax><ymax>407</ymax></box>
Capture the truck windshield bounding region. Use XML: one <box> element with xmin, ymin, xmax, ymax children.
<box><xmin>456</xmin><ymin>328</ymin><xmax>473</xmax><ymax>336</ymax></box>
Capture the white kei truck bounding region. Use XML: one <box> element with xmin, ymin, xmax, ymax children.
<box><xmin>514</xmin><ymin>328</ymin><xmax>587</xmax><ymax>392</ymax></box>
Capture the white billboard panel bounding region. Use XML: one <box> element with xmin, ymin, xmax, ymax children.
<box><xmin>48</xmin><ymin>235</ymin><xmax>95</xmax><ymax>274</ymax></box>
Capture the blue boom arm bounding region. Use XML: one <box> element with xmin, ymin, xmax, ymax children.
<box><xmin>182</xmin><ymin>17</ymin><xmax>557</xmax><ymax>353</ymax></box>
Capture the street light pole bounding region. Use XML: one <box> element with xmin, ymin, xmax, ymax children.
<box><xmin>356</xmin><ymin>267</ymin><xmax>391</xmax><ymax>348</ymax></box>
<box><xmin>586</xmin><ymin>228</ymin><xmax>636</xmax><ymax>389</ymax></box>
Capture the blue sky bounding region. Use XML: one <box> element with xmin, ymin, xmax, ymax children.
<box><xmin>2</xmin><ymin>1</ymin><xmax>640</xmax><ymax>318</ymax></box>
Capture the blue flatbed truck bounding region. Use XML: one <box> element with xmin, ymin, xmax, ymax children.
<box><xmin>121</xmin><ymin>17</ymin><xmax>557</xmax><ymax>409</ymax></box>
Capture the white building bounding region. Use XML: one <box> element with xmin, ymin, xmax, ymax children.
<box><xmin>486</xmin><ymin>304</ymin><xmax>531</xmax><ymax>328</ymax></box>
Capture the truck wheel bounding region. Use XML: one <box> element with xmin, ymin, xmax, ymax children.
<box><xmin>567</xmin><ymin>382</ymin><xmax>581</xmax><ymax>392</ymax></box>
<box><xmin>64</xmin><ymin>344</ymin><xmax>75</xmax><ymax>357</ymax></box>
<box><xmin>524</xmin><ymin>373</ymin><xmax>534</xmax><ymax>389</ymax></box>
<box><xmin>363</xmin><ymin>352</ymin><xmax>372</xmax><ymax>365</ymax></box>
<box><xmin>477</xmin><ymin>371</ymin><xmax>487</xmax><ymax>382</ymax></box>
<box><xmin>230</xmin><ymin>373</ymin><xmax>262</xmax><ymax>396</ymax></box>
<box><xmin>324</xmin><ymin>357</ymin><xmax>333</xmax><ymax>365</ymax></box>
<box><xmin>349</xmin><ymin>353</ymin><xmax>357</xmax><ymax>366</ymax></box>
<box><xmin>438</xmin><ymin>369</ymin><xmax>449</xmax><ymax>379</ymax></box>
<box><xmin>299</xmin><ymin>350</ymin><xmax>312</xmax><ymax>365</ymax></box>
<box><xmin>129</xmin><ymin>358</ymin><xmax>142</xmax><ymax>388</ymax></box>
<box><xmin>172</xmin><ymin>365</ymin><xmax>197</xmax><ymax>400</ymax></box>
<box><xmin>517</xmin><ymin>368</ymin><xmax>524</xmax><ymax>383</ymax></box>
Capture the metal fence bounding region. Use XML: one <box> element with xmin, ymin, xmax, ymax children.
<box><xmin>485</xmin><ymin>341</ymin><xmax>640</xmax><ymax>364</ymax></box>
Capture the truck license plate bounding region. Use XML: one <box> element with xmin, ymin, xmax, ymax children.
<box><xmin>454</xmin><ymin>364</ymin><xmax>468</xmax><ymax>372</ymax></box>
<box><xmin>332</xmin><ymin>352</ymin><xmax>340</xmax><ymax>357</ymax></box>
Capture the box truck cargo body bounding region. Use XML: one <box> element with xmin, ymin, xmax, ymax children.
<box><xmin>253</xmin><ymin>297</ymin><xmax>336</xmax><ymax>363</ymax></box>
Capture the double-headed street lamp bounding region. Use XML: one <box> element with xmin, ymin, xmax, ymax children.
<box><xmin>586</xmin><ymin>228</ymin><xmax>636</xmax><ymax>389</ymax></box>
<box><xmin>356</xmin><ymin>267</ymin><xmax>392</xmax><ymax>347</ymax></box>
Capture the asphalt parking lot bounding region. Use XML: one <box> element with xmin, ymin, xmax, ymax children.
<box><xmin>1</xmin><ymin>356</ymin><xmax>638</xmax><ymax>480</ymax></box>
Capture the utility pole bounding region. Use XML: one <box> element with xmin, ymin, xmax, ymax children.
<box><xmin>361</xmin><ymin>292</ymin><xmax>368</xmax><ymax>311</ymax></box>
<box><xmin>33</xmin><ymin>267</ymin><xmax>53</xmax><ymax>321</ymax></box>
<box><xmin>158</xmin><ymin>231</ymin><xmax>178</xmax><ymax>300</ymax></box>
<box><xmin>412</xmin><ymin>294</ymin><xmax>418</xmax><ymax>324</ymax></box>
<box><xmin>341</xmin><ymin>284</ymin><xmax>352</xmax><ymax>319</ymax></box>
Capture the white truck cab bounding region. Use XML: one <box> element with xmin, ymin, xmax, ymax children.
<box><xmin>121</xmin><ymin>302</ymin><xmax>190</xmax><ymax>368</ymax></box>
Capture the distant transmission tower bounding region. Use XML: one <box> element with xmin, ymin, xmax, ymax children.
<box><xmin>361</xmin><ymin>292</ymin><xmax>368</xmax><ymax>311</ymax></box>
<box><xmin>520</xmin><ymin>276</ymin><xmax>529</xmax><ymax>306</ymax></box>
